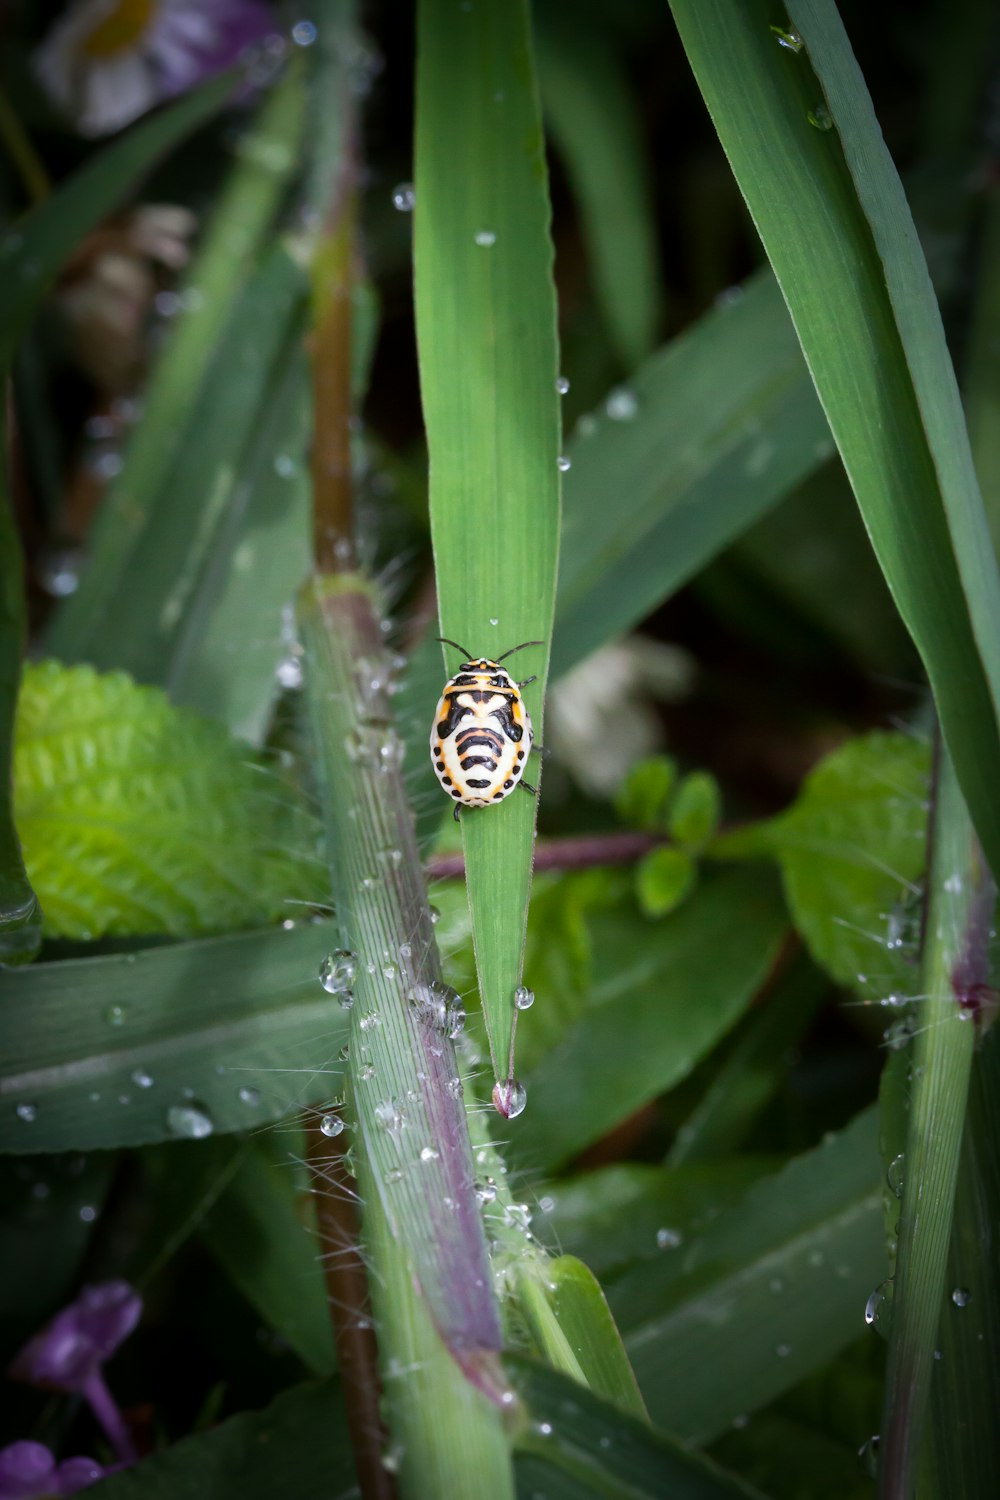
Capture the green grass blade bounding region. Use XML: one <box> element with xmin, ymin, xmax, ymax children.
<box><xmin>508</xmin><ymin>1356</ymin><xmax>770</xmax><ymax>1499</ymax></box>
<box><xmin>0</xmin><ymin>71</ymin><xmax>235</xmax><ymax>360</ymax></box>
<box><xmin>46</xmin><ymin>67</ymin><xmax>305</xmax><ymax>662</ymax></box>
<box><xmin>667</xmin><ymin>0</ymin><xmax>1000</xmax><ymax>878</ymax></box>
<box><xmin>877</xmin><ymin>747</ymin><xmax>990</xmax><ymax>1499</ymax></box>
<box><xmin>0</xmin><ymin>443</ymin><xmax>40</xmax><ymax>961</ymax></box>
<box><xmin>52</xmin><ymin>244</ymin><xmax>308</xmax><ymax>685</ymax></box>
<box><xmin>415</xmin><ymin>0</ymin><xmax>561</xmax><ymax>1091</ymax></box>
<box><xmin>553</xmin><ymin>268</ymin><xmax>831</xmax><ymax>678</ymax></box>
<box><xmin>612</xmin><ymin>1108</ymin><xmax>884</xmax><ymax>1442</ymax></box>
<box><xmin>0</xmin><ymin>921</ymin><xmax>347</xmax><ymax>1152</ymax></box>
<box><xmin>536</xmin><ymin>12</ymin><xmax>662</xmax><ymax>369</ymax></box>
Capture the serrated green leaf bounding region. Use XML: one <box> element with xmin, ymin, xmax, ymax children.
<box><xmin>14</xmin><ymin>661</ymin><xmax>323</xmax><ymax>939</ymax></box>
<box><xmin>669</xmin><ymin>771</ymin><xmax>722</xmax><ymax>851</ymax></box>
<box><xmin>0</xmin><ymin>920</ymin><xmax>348</xmax><ymax>1153</ymax></box>
<box><xmin>614</xmin><ymin>756</ymin><xmax>678</xmax><ymax>831</ymax></box>
<box><xmin>715</xmin><ymin>732</ymin><xmax>929</xmax><ymax>1003</ymax></box>
<box><xmin>635</xmin><ymin>846</ymin><xmax>697</xmax><ymax>919</ymax></box>
<box><xmin>416</xmin><ymin>0</ymin><xmax>561</xmax><ymax>1088</ymax></box>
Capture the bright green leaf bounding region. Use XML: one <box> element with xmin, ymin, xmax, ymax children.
<box><xmin>669</xmin><ymin>771</ymin><xmax>722</xmax><ymax>851</ymax></box>
<box><xmin>14</xmin><ymin>661</ymin><xmax>323</xmax><ymax>938</ymax></box>
<box><xmin>636</xmin><ymin>846</ymin><xmax>697</xmax><ymax>918</ymax></box>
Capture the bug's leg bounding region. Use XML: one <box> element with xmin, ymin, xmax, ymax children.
<box><xmin>520</xmin><ymin>779</ymin><xmax>538</xmax><ymax>797</ymax></box>
<box><xmin>517</xmin><ymin>675</ymin><xmax>537</xmax><ymax>688</ymax></box>
<box><xmin>453</xmin><ymin>803</ymin><xmax>462</xmax><ymax>823</ymax></box>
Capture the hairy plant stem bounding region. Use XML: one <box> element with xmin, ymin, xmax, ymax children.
<box><xmin>299</xmin><ymin>573</ymin><xmax>514</xmax><ymax>1497</ymax></box>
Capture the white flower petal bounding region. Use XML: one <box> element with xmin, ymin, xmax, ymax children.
<box><xmin>77</xmin><ymin>52</ymin><xmax>157</xmax><ymax>136</ymax></box>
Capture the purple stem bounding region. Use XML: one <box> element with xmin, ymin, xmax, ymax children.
<box><xmin>81</xmin><ymin>1371</ymin><xmax>136</xmax><ymax>1466</ymax></box>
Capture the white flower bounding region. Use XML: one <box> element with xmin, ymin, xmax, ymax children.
<box><xmin>34</xmin><ymin>0</ymin><xmax>278</xmax><ymax>138</ymax></box>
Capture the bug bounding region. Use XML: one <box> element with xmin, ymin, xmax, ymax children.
<box><xmin>430</xmin><ymin>638</ymin><xmax>541</xmax><ymax>820</ymax></box>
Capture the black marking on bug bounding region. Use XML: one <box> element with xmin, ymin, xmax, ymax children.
<box><xmin>460</xmin><ymin>755</ymin><xmax>497</xmax><ymax>771</ymax></box>
<box><xmin>465</xmin><ymin>778</ymin><xmax>491</xmax><ymax>789</ymax></box>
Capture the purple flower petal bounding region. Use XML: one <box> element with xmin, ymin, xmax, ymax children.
<box><xmin>9</xmin><ymin>1281</ymin><xmax>142</xmax><ymax>1392</ymax></box>
<box><xmin>54</xmin><ymin>1458</ymin><xmax>106</xmax><ymax>1496</ymax></box>
<box><xmin>0</xmin><ymin>1442</ymin><xmax>57</xmax><ymax>1500</ymax></box>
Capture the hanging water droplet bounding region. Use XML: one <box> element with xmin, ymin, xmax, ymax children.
<box><xmin>864</xmin><ymin>1278</ymin><xmax>893</xmax><ymax>1330</ymax></box>
<box><xmin>446</xmin><ymin>995</ymin><xmax>466</xmax><ymax>1038</ymax></box>
<box><xmin>320</xmin><ymin>950</ymin><xmax>357</xmax><ymax>994</ymax></box>
<box><xmin>276</xmin><ymin>655</ymin><xmax>304</xmax><ymax>689</ymax></box>
<box><xmin>770</xmin><ymin>25</ymin><xmax>804</xmax><ymax>51</ymax></box>
<box><xmin>493</xmin><ymin>1078</ymin><xmax>527</xmax><ymax>1119</ymax></box>
<box><xmin>474</xmin><ymin>229</ymin><xmax>497</xmax><ymax>247</ymax></box>
<box><xmin>605</xmin><ymin>387</ymin><xmax>638</xmax><ymax>421</ymax></box>
<box><xmin>320</xmin><ymin>1112</ymin><xmax>345</xmax><ymax>1138</ymax></box>
<box><xmin>238</xmin><ymin>1086</ymin><xmax>261</xmax><ymax>1107</ymax></box>
<box><xmin>555</xmin><ymin>375</ymin><xmax>570</xmax><ymax>395</ymax></box>
<box><xmin>391</xmin><ymin>182</ymin><xmax>416</xmax><ymax>212</ymax></box>
<box><xmin>131</xmin><ymin>1068</ymin><xmax>154</xmax><ymax>1089</ymax></box>
<box><xmin>807</xmin><ymin>103</ymin><xmax>833</xmax><ymax>131</ymax></box>
<box><xmin>951</xmin><ymin>1287</ymin><xmax>971</xmax><ymax>1308</ymax></box>
<box><xmin>656</xmin><ymin>1227</ymin><xmax>682</xmax><ymax>1249</ymax></box>
<box><xmin>15</xmin><ymin>1102</ymin><xmax>37</xmax><ymax>1123</ymax></box>
<box><xmin>858</xmin><ymin>1435</ymin><xmax>880</xmax><ymax>1478</ymax></box>
<box><xmin>514</xmin><ymin>985</ymin><xmax>535</xmax><ymax>1010</ymax></box>
<box><xmin>887</xmin><ymin>1153</ymin><xmax>905</xmax><ymax>1198</ymax></box>
<box><xmin>557</xmin><ymin>454</ymin><xmax>572</xmax><ymax>472</ymax></box>
<box><xmin>104</xmin><ymin>1004</ymin><xmax>127</xmax><ymax>1027</ymax></box>
<box><xmin>166</xmin><ymin>1103</ymin><xmax>214</xmax><ymax>1139</ymax></box>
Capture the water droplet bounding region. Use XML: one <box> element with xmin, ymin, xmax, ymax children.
<box><xmin>887</xmin><ymin>1153</ymin><xmax>905</xmax><ymax>1198</ymax></box>
<box><xmin>493</xmin><ymin>1078</ymin><xmax>527</xmax><ymax>1119</ymax></box>
<box><xmin>489</xmin><ymin>616</ymin><xmax>499</xmax><ymax>627</ymax></box>
<box><xmin>944</xmin><ymin>872</ymin><xmax>963</xmax><ymax>894</ymax></box>
<box><xmin>104</xmin><ymin>1004</ymin><xmax>127</xmax><ymax>1027</ymax></box>
<box><xmin>769</xmin><ymin>1276</ymin><xmax>784</xmax><ymax>1294</ymax></box>
<box><xmin>951</xmin><ymin>1286</ymin><xmax>971</xmax><ymax>1308</ymax></box>
<box><xmin>605</xmin><ymin>387</ymin><xmax>638</xmax><ymax>421</ymax></box>
<box><xmin>555</xmin><ymin>375</ymin><xmax>570</xmax><ymax>395</ymax></box>
<box><xmin>446</xmin><ymin>1075</ymin><xmax>463</xmax><ymax>1099</ymax></box>
<box><xmin>15</xmin><ymin>1102</ymin><xmax>37</xmax><ymax>1123</ymax></box>
<box><xmin>167</xmin><ymin>1103</ymin><xmax>214</xmax><ymax>1139</ymax></box>
<box><xmin>429</xmin><ymin>905</ymin><xmax>441</xmax><ymax>925</ymax></box>
<box><xmin>320</xmin><ymin>1112</ymin><xmax>345</xmax><ymax>1138</ymax></box>
<box><xmin>476</xmin><ymin>1178</ymin><xmax>497</xmax><ymax>1204</ymax></box>
<box><xmin>292</xmin><ymin>19</ymin><xmax>318</xmax><ymax>45</ymax></box>
<box><xmin>359</xmin><ymin>1010</ymin><xmax>382</xmax><ymax>1031</ymax></box>
<box><xmin>374</xmin><ymin>1098</ymin><xmax>404</xmax><ymax>1132</ymax></box>
<box><xmin>274</xmin><ymin>453</ymin><xmax>296</xmax><ymax>477</ymax></box>
<box><xmin>37</xmin><ymin>546</ymin><xmax>83</xmax><ymax>598</ymax></box>
<box><xmin>775</xmin><ymin>1343</ymin><xmax>792</xmax><ymax>1358</ymax></box>
<box><xmin>320</xmin><ymin>950</ymin><xmax>357</xmax><ymax>994</ymax></box>
<box><xmin>238</xmin><ymin>1086</ymin><xmax>261</xmax><ymax>1107</ymax></box>
<box><xmin>79</xmin><ymin>1204</ymin><xmax>98</xmax><ymax>1223</ymax></box>
<box><xmin>537</xmin><ymin>1422</ymin><xmax>553</xmax><ymax>1438</ymax></box>
<box><xmin>557</xmin><ymin>454</ymin><xmax>572</xmax><ymax>472</ymax></box>
<box><xmin>446</xmin><ymin>996</ymin><xmax>466</xmax><ymax>1039</ymax></box>
<box><xmin>731</xmin><ymin>1414</ymin><xmax>749</xmax><ymax>1430</ymax></box>
<box><xmin>771</xmin><ymin>25</ymin><xmax>804</xmax><ymax>51</ymax></box>
<box><xmin>864</xmin><ymin>1278</ymin><xmax>893</xmax><ymax>1330</ymax></box>
<box><xmin>391</xmin><ymin>181</ymin><xmax>415</xmax><ymax>212</ymax></box>
<box><xmin>419</xmin><ymin>1145</ymin><xmax>440</xmax><ymax>1162</ymax></box>
<box><xmin>131</xmin><ymin>1068</ymin><xmax>154</xmax><ymax>1089</ymax></box>
<box><xmin>514</xmin><ymin>985</ymin><xmax>535</xmax><ymax>1011</ymax></box>
<box><xmin>276</xmin><ymin>655</ymin><xmax>303</xmax><ymax>689</ymax></box>
<box><xmin>858</xmin><ymin>1435</ymin><xmax>880</xmax><ymax>1478</ymax></box>
<box><xmin>807</xmin><ymin>103</ymin><xmax>833</xmax><ymax>131</ymax></box>
<box><xmin>656</xmin><ymin>1227</ymin><xmax>682</xmax><ymax>1249</ymax></box>
<box><xmin>884</xmin><ymin>1017</ymin><xmax>915</xmax><ymax>1051</ymax></box>
<box><xmin>474</xmin><ymin>229</ymin><xmax>496</xmax><ymax>247</ymax></box>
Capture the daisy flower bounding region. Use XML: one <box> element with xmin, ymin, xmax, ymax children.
<box><xmin>34</xmin><ymin>0</ymin><xmax>279</xmax><ymax>138</ymax></box>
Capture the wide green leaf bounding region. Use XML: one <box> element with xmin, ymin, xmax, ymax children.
<box><xmin>514</xmin><ymin>866</ymin><xmax>786</xmax><ymax>1170</ymax></box>
<box><xmin>715</xmin><ymin>732</ymin><xmax>929</xmax><ymax>1004</ymax></box>
<box><xmin>611</xmin><ymin>1108</ymin><xmax>885</xmax><ymax>1442</ymax></box>
<box><xmin>14</xmin><ymin>661</ymin><xmax>322</xmax><ymax>938</ymax></box>
<box><xmin>81</xmin><ymin>1378</ymin><xmax>357</xmax><ymax>1500</ymax></box>
<box><xmin>0</xmin><ymin>920</ymin><xmax>347</xmax><ymax>1152</ymax></box>
<box><xmin>553</xmin><ymin>269</ymin><xmax>833</xmax><ymax>677</ymax></box>
<box><xmin>509</xmin><ymin>1355</ymin><xmax>769</xmax><ymax>1499</ymax></box>
<box><xmin>667</xmin><ymin>0</ymin><xmax>1000</xmax><ymax>878</ymax></box>
<box><xmin>415</xmin><ymin>0</ymin><xmax>561</xmax><ymax>1088</ymax></box>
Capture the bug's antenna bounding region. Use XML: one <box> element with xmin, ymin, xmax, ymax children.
<box><xmin>495</xmin><ymin>640</ymin><xmax>544</xmax><ymax>663</ymax></box>
<box><xmin>437</xmin><ymin>636</ymin><xmax>474</xmax><ymax>659</ymax></box>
